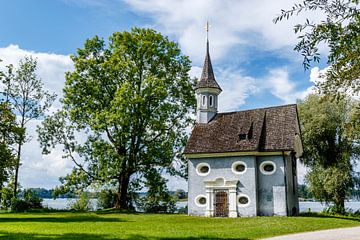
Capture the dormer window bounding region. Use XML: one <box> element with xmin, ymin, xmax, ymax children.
<box><xmin>202</xmin><ymin>95</ymin><xmax>206</xmax><ymax>106</ymax></box>
<box><xmin>209</xmin><ymin>95</ymin><xmax>214</xmax><ymax>107</ymax></box>
<box><xmin>238</xmin><ymin>134</ymin><xmax>247</xmax><ymax>141</ymax></box>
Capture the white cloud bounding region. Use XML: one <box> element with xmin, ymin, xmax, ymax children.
<box><xmin>125</xmin><ymin>0</ymin><xmax>326</xmax><ymax>64</ymax></box>
<box><xmin>0</xmin><ymin>44</ymin><xmax>73</xmax><ymax>111</ymax></box>
<box><xmin>217</xmin><ymin>68</ymin><xmax>258</xmax><ymax>112</ymax></box>
<box><xmin>265</xmin><ymin>67</ymin><xmax>316</xmax><ymax>103</ymax></box>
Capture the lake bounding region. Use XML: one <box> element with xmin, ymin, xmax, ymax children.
<box><xmin>43</xmin><ymin>199</ymin><xmax>360</xmax><ymax>212</ymax></box>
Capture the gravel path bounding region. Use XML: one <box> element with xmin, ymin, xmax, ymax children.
<box><xmin>262</xmin><ymin>226</ymin><xmax>360</xmax><ymax>240</ymax></box>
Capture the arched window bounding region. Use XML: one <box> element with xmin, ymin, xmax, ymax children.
<box><xmin>202</xmin><ymin>95</ymin><xmax>206</xmax><ymax>106</ymax></box>
<box><xmin>209</xmin><ymin>95</ymin><xmax>214</xmax><ymax>107</ymax></box>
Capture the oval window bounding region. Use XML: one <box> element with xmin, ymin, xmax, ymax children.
<box><xmin>231</xmin><ymin>161</ymin><xmax>247</xmax><ymax>174</ymax></box>
<box><xmin>238</xmin><ymin>196</ymin><xmax>249</xmax><ymax>204</ymax></box>
<box><xmin>209</xmin><ymin>95</ymin><xmax>214</xmax><ymax>107</ymax></box>
<box><xmin>260</xmin><ymin>161</ymin><xmax>276</xmax><ymax>175</ymax></box>
<box><xmin>196</xmin><ymin>163</ymin><xmax>210</xmax><ymax>176</ymax></box>
<box><xmin>237</xmin><ymin>194</ymin><xmax>250</xmax><ymax>207</ymax></box>
<box><xmin>202</xmin><ymin>95</ymin><xmax>206</xmax><ymax>106</ymax></box>
<box><xmin>195</xmin><ymin>195</ymin><xmax>207</xmax><ymax>207</ymax></box>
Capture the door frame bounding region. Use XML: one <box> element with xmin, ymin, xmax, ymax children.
<box><xmin>214</xmin><ymin>189</ymin><xmax>229</xmax><ymax>217</ymax></box>
<box><xmin>204</xmin><ymin>177</ymin><xmax>238</xmax><ymax>218</ymax></box>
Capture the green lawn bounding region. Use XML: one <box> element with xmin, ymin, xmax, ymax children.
<box><xmin>0</xmin><ymin>212</ymin><xmax>359</xmax><ymax>239</ymax></box>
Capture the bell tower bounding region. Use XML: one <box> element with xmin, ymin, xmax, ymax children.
<box><xmin>195</xmin><ymin>22</ymin><xmax>222</xmax><ymax>123</ymax></box>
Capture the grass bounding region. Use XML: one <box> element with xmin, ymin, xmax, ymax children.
<box><xmin>0</xmin><ymin>211</ymin><xmax>359</xmax><ymax>239</ymax></box>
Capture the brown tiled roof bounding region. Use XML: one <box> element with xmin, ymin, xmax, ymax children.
<box><xmin>184</xmin><ymin>104</ymin><xmax>299</xmax><ymax>154</ymax></box>
<box><xmin>195</xmin><ymin>41</ymin><xmax>222</xmax><ymax>91</ymax></box>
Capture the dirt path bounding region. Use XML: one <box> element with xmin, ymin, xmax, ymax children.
<box><xmin>262</xmin><ymin>226</ymin><xmax>360</xmax><ymax>240</ymax></box>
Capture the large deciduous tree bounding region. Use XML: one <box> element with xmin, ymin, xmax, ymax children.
<box><xmin>298</xmin><ymin>94</ymin><xmax>360</xmax><ymax>212</ymax></box>
<box><xmin>1</xmin><ymin>56</ymin><xmax>56</xmax><ymax>197</ymax></box>
<box><xmin>37</xmin><ymin>28</ymin><xmax>196</xmax><ymax>209</ymax></box>
<box><xmin>274</xmin><ymin>0</ymin><xmax>360</xmax><ymax>95</ymax></box>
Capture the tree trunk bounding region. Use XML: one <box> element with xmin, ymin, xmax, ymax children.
<box><xmin>334</xmin><ymin>197</ymin><xmax>345</xmax><ymax>214</ymax></box>
<box><xmin>13</xmin><ymin>143</ymin><xmax>22</xmax><ymax>198</ymax></box>
<box><xmin>114</xmin><ymin>173</ymin><xmax>130</xmax><ymax>209</ymax></box>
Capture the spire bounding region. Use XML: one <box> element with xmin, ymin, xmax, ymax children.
<box><xmin>195</xmin><ymin>22</ymin><xmax>222</xmax><ymax>91</ymax></box>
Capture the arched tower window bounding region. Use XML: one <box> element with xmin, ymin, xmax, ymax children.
<box><xmin>209</xmin><ymin>95</ymin><xmax>214</xmax><ymax>107</ymax></box>
<box><xmin>202</xmin><ymin>95</ymin><xmax>206</xmax><ymax>106</ymax></box>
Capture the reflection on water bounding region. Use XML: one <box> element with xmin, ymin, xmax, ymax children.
<box><xmin>43</xmin><ymin>199</ymin><xmax>360</xmax><ymax>212</ymax></box>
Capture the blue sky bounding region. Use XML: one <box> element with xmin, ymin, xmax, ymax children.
<box><xmin>0</xmin><ymin>0</ymin><xmax>328</xmax><ymax>189</ymax></box>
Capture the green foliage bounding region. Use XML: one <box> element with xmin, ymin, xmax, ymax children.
<box><xmin>0</xmin><ymin>102</ymin><xmax>23</xmax><ymax>207</ymax></box>
<box><xmin>38</xmin><ymin>28</ymin><xmax>196</xmax><ymax>209</ymax></box>
<box><xmin>136</xmin><ymin>169</ymin><xmax>176</xmax><ymax>213</ymax></box>
<box><xmin>97</xmin><ymin>189</ymin><xmax>116</xmax><ymax>210</ymax></box>
<box><xmin>307</xmin><ymin>165</ymin><xmax>352</xmax><ymax>209</ymax></box>
<box><xmin>11</xmin><ymin>189</ymin><xmax>43</xmax><ymax>212</ymax></box>
<box><xmin>70</xmin><ymin>192</ymin><xmax>92</xmax><ymax>211</ymax></box>
<box><xmin>1</xmin><ymin>184</ymin><xmax>14</xmax><ymax>209</ymax></box>
<box><xmin>274</xmin><ymin>0</ymin><xmax>360</xmax><ymax>95</ymax></box>
<box><xmin>298</xmin><ymin>94</ymin><xmax>360</xmax><ymax>211</ymax></box>
<box><xmin>0</xmin><ymin>56</ymin><xmax>56</xmax><ymax>197</ymax></box>
<box><xmin>298</xmin><ymin>184</ymin><xmax>314</xmax><ymax>199</ymax></box>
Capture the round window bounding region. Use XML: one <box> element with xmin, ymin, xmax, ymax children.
<box><xmin>260</xmin><ymin>161</ymin><xmax>276</xmax><ymax>175</ymax></box>
<box><xmin>231</xmin><ymin>161</ymin><xmax>247</xmax><ymax>174</ymax></box>
<box><xmin>196</xmin><ymin>163</ymin><xmax>210</xmax><ymax>176</ymax></box>
<box><xmin>198</xmin><ymin>197</ymin><xmax>206</xmax><ymax>205</ymax></box>
<box><xmin>195</xmin><ymin>195</ymin><xmax>207</xmax><ymax>207</ymax></box>
<box><xmin>237</xmin><ymin>194</ymin><xmax>250</xmax><ymax>207</ymax></box>
<box><xmin>238</xmin><ymin>196</ymin><xmax>249</xmax><ymax>204</ymax></box>
<box><xmin>199</xmin><ymin>165</ymin><xmax>209</xmax><ymax>174</ymax></box>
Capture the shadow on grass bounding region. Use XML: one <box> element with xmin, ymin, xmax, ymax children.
<box><xmin>0</xmin><ymin>215</ymin><xmax>127</xmax><ymax>223</ymax></box>
<box><xmin>300</xmin><ymin>212</ymin><xmax>360</xmax><ymax>222</ymax></box>
<box><xmin>0</xmin><ymin>232</ymin><xmax>250</xmax><ymax>240</ymax></box>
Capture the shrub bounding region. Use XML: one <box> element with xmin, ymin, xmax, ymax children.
<box><xmin>97</xmin><ymin>189</ymin><xmax>116</xmax><ymax>209</ymax></box>
<box><xmin>1</xmin><ymin>186</ymin><xmax>14</xmax><ymax>209</ymax></box>
<box><xmin>10</xmin><ymin>189</ymin><xmax>43</xmax><ymax>212</ymax></box>
<box><xmin>70</xmin><ymin>192</ymin><xmax>92</xmax><ymax>211</ymax></box>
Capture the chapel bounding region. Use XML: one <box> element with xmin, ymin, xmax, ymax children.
<box><xmin>183</xmin><ymin>37</ymin><xmax>303</xmax><ymax>217</ymax></box>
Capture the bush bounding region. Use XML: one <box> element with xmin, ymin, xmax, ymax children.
<box><xmin>97</xmin><ymin>189</ymin><xmax>116</xmax><ymax>210</ymax></box>
<box><xmin>322</xmin><ymin>205</ymin><xmax>346</xmax><ymax>215</ymax></box>
<box><xmin>10</xmin><ymin>189</ymin><xmax>43</xmax><ymax>212</ymax></box>
<box><xmin>1</xmin><ymin>186</ymin><xmax>14</xmax><ymax>209</ymax></box>
<box><xmin>11</xmin><ymin>198</ymin><xmax>29</xmax><ymax>212</ymax></box>
<box><xmin>70</xmin><ymin>192</ymin><xmax>92</xmax><ymax>211</ymax></box>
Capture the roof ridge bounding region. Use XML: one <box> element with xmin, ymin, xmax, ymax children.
<box><xmin>217</xmin><ymin>104</ymin><xmax>297</xmax><ymax>115</ymax></box>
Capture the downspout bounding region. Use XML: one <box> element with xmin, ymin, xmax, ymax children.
<box><xmin>282</xmin><ymin>151</ymin><xmax>289</xmax><ymax>216</ymax></box>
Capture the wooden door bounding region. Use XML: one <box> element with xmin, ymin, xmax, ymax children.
<box><xmin>214</xmin><ymin>190</ymin><xmax>229</xmax><ymax>217</ymax></box>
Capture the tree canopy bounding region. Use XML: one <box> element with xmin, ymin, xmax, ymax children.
<box><xmin>274</xmin><ymin>0</ymin><xmax>360</xmax><ymax>95</ymax></box>
<box><xmin>298</xmin><ymin>94</ymin><xmax>360</xmax><ymax>211</ymax></box>
<box><xmin>38</xmin><ymin>28</ymin><xmax>196</xmax><ymax>209</ymax></box>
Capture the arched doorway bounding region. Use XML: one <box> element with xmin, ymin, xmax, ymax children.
<box><xmin>214</xmin><ymin>189</ymin><xmax>229</xmax><ymax>217</ymax></box>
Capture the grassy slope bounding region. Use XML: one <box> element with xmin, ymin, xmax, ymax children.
<box><xmin>0</xmin><ymin>212</ymin><xmax>359</xmax><ymax>239</ymax></box>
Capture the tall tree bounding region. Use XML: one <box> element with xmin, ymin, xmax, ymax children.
<box><xmin>38</xmin><ymin>28</ymin><xmax>196</xmax><ymax>209</ymax></box>
<box><xmin>274</xmin><ymin>0</ymin><xmax>360</xmax><ymax>95</ymax></box>
<box><xmin>298</xmin><ymin>94</ymin><xmax>360</xmax><ymax>212</ymax></box>
<box><xmin>1</xmin><ymin>56</ymin><xmax>56</xmax><ymax>197</ymax></box>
